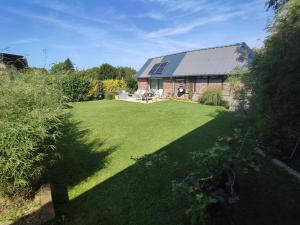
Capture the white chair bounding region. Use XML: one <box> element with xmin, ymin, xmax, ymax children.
<box><xmin>158</xmin><ymin>89</ymin><xmax>163</xmax><ymax>98</ymax></box>
<box><xmin>135</xmin><ymin>89</ymin><xmax>145</xmax><ymax>100</ymax></box>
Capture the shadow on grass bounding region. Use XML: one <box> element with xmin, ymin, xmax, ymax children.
<box><xmin>51</xmin><ymin>119</ymin><xmax>117</xmax><ymax>216</ymax></box>
<box><xmin>54</xmin><ymin>111</ymin><xmax>236</xmax><ymax>225</ymax></box>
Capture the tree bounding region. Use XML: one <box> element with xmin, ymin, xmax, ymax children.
<box><xmin>81</xmin><ymin>67</ymin><xmax>101</xmax><ymax>80</ymax></box>
<box><xmin>266</xmin><ymin>0</ymin><xmax>289</xmax><ymax>10</ymax></box>
<box><xmin>50</xmin><ymin>58</ymin><xmax>75</xmax><ymax>74</ymax></box>
<box><xmin>125</xmin><ymin>76</ymin><xmax>137</xmax><ymax>93</ymax></box>
<box><xmin>98</xmin><ymin>63</ymin><xmax>117</xmax><ymax>80</ymax></box>
<box><xmin>247</xmin><ymin>0</ymin><xmax>300</xmax><ymax>158</ymax></box>
<box><xmin>64</xmin><ymin>58</ymin><xmax>74</xmax><ymax>71</ymax></box>
<box><xmin>116</xmin><ymin>66</ymin><xmax>136</xmax><ymax>80</ymax></box>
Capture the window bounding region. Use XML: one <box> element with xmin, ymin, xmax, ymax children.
<box><xmin>150</xmin><ymin>79</ymin><xmax>163</xmax><ymax>92</ymax></box>
<box><xmin>158</xmin><ymin>79</ymin><xmax>163</xmax><ymax>89</ymax></box>
<box><xmin>150</xmin><ymin>79</ymin><xmax>158</xmax><ymax>90</ymax></box>
<box><xmin>156</xmin><ymin>62</ymin><xmax>168</xmax><ymax>74</ymax></box>
<box><xmin>148</xmin><ymin>62</ymin><xmax>168</xmax><ymax>74</ymax></box>
<box><xmin>149</xmin><ymin>63</ymin><xmax>160</xmax><ymax>74</ymax></box>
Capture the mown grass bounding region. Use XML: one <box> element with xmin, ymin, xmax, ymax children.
<box><xmin>51</xmin><ymin>100</ymin><xmax>300</xmax><ymax>225</ymax></box>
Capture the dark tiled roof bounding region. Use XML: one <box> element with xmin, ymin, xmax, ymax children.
<box><xmin>0</xmin><ymin>53</ymin><xmax>28</xmax><ymax>69</ymax></box>
<box><xmin>136</xmin><ymin>43</ymin><xmax>254</xmax><ymax>78</ymax></box>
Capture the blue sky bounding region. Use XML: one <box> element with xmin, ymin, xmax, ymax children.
<box><xmin>0</xmin><ymin>0</ymin><xmax>271</xmax><ymax>70</ymax></box>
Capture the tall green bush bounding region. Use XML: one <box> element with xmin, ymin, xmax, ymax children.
<box><xmin>125</xmin><ymin>76</ymin><xmax>137</xmax><ymax>93</ymax></box>
<box><xmin>199</xmin><ymin>86</ymin><xmax>224</xmax><ymax>106</ymax></box>
<box><xmin>172</xmin><ymin>130</ymin><xmax>258</xmax><ymax>225</ymax></box>
<box><xmin>0</xmin><ymin>69</ymin><xmax>64</xmax><ymax>195</ymax></box>
<box><xmin>50</xmin><ymin>58</ymin><xmax>75</xmax><ymax>75</ymax></box>
<box><xmin>247</xmin><ymin>0</ymin><xmax>300</xmax><ymax>158</ymax></box>
<box><xmin>61</xmin><ymin>73</ymin><xmax>91</xmax><ymax>102</ymax></box>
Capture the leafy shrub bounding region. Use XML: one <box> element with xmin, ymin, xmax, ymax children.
<box><xmin>172</xmin><ymin>129</ymin><xmax>258</xmax><ymax>225</ymax></box>
<box><xmin>228</xmin><ymin>66</ymin><xmax>248</xmax><ymax>96</ymax></box>
<box><xmin>116</xmin><ymin>67</ymin><xmax>136</xmax><ymax>80</ymax></box>
<box><xmin>199</xmin><ymin>86</ymin><xmax>224</xmax><ymax>106</ymax></box>
<box><xmin>0</xmin><ymin>69</ymin><xmax>64</xmax><ymax>195</ymax></box>
<box><xmin>80</xmin><ymin>67</ymin><xmax>101</xmax><ymax>80</ymax></box>
<box><xmin>50</xmin><ymin>58</ymin><xmax>74</xmax><ymax>75</ymax></box>
<box><xmin>105</xmin><ymin>92</ymin><xmax>116</xmax><ymax>100</ymax></box>
<box><xmin>85</xmin><ymin>80</ymin><xmax>103</xmax><ymax>100</ymax></box>
<box><xmin>102</xmin><ymin>79</ymin><xmax>125</xmax><ymax>94</ymax></box>
<box><xmin>99</xmin><ymin>64</ymin><xmax>118</xmax><ymax>80</ymax></box>
<box><xmin>222</xmin><ymin>100</ymin><xmax>230</xmax><ymax>109</ymax></box>
<box><xmin>61</xmin><ymin>73</ymin><xmax>90</xmax><ymax>102</ymax></box>
<box><xmin>246</xmin><ymin>0</ymin><xmax>300</xmax><ymax>158</ymax></box>
<box><xmin>125</xmin><ymin>77</ymin><xmax>138</xmax><ymax>93</ymax></box>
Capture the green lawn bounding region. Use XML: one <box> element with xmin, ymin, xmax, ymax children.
<box><xmin>52</xmin><ymin>100</ymin><xmax>300</xmax><ymax>225</ymax></box>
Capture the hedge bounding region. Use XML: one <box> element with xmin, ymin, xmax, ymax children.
<box><xmin>0</xmin><ymin>69</ymin><xmax>65</xmax><ymax>195</ymax></box>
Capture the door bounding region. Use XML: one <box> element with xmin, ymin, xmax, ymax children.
<box><xmin>150</xmin><ymin>79</ymin><xmax>163</xmax><ymax>96</ymax></box>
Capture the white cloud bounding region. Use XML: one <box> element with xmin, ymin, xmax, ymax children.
<box><xmin>143</xmin><ymin>0</ymin><xmax>265</xmax><ymax>38</ymax></box>
<box><xmin>34</xmin><ymin>14</ymin><xmax>106</xmax><ymax>37</ymax></box>
<box><xmin>11</xmin><ymin>38</ymin><xmax>40</xmax><ymax>45</ymax></box>
<box><xmin>137</xmin><ymin>12</ymin><xmax>166</xmax><ymax>20</ymax></box>
<box><xmin>137</xmin><ymin>0</ymin><xmax>211</xmax><ymax>21</ymax></box>
<box><xmin>141</xmin><ymin>0</ymin><xmax>214</xmax><ymax>14</ymax></box>
<box><xmin>144</xmin><ymin>12</ymin><xmax>239</xmax><ymax>38</ymax></box>
<box><xmin>27</xmin><ymin>0</ymin><xmax>127</xmax><ymax>25</ymax></box>
<box><xmin>28</xmin><ymin>0</ymin><xmax>80</xmax><ymax>14</ymax></box>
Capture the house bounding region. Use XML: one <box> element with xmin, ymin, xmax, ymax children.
<box><xmin>0</xmin><ymin>53</ymin><xmax>28</xmax><ymax>70</ymax></box>
<box><xmin>136</xmin><ymin>43</ymin><xmax>254</xmax><ymax>101</ymax></box>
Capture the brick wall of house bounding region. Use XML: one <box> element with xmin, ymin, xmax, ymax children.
<box><xmin>170</xmin><ymin>76</ymin><xmax>236</xmax><ymax>107</ymax></box>
<box><xmin>194</xmin><ymin>77</ymin><xmax>224</xmax><ymax>94</ymax></box>
<box><xmin>137</xmin><ymin>78</ymin><xmax>149</xmax><ymax>91</ymax></box>
<box><xmin>208</xmin><ymin>77</ymin><xmax>223</xmax><ymax>87</ymax></box>
<box><xmin>137</xmin><ymin>76</ymin><xmax>235</xmax><ymax>105</ymax></box>
<box><xmin>195</xmin><ymin>77</ymin><xmax>208</xmax><ymax>95</ymax></box>
<box><xmin>163</xmin><ymin>78</ymin><xmax>172</xmax><ymax>98</ymax></box>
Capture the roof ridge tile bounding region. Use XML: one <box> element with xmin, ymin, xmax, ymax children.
<box><xmin>148</xmin><ymin>42</ymin><xmax>245</xmax><ymax>60</ymax></box>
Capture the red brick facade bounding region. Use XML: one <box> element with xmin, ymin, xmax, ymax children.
<box><xmin>137</xmin><ymin>78</ymin><xmax>149</xmax><ymax>91</ymax></box>
<box><xmin>162</xmin><ymin>78</ymin><xmax>172</xmax><ymax>98</ymax></box>
<box><xmin>195</xmin><ymin>78</ymin><xmax>208</xmax><ymax>94</ymax></box>
<box><xmin>137</xmin><ymin>76</ymin><xmax>233</xmax><ymax>102</ymax></box>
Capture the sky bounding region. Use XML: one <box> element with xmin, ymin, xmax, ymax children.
<box><xmin>0</xmin><ymin>0</ymin><xmax>272</xmax><ymax>70</ymax></box>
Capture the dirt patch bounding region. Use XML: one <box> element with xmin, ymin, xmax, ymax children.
<box><xmin>0</xmin><ymin>184</ymin><xmax>55</xmax><ymax>225</ymax></box>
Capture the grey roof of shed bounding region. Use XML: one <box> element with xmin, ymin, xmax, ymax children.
<box><xmin>136</xmin><ymin>43</ymin><xmax>253</xmax><ymax>78</ymax></box>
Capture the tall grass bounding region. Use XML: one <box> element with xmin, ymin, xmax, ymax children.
<box><xmin>0</xmin><ymin>69</ymin><xmax>65</xmax><ymax>196</ymax></box>
<box><xmin>199</xmin><ymin>86</ymin><xmax>224</xmax><ymax>106</ymax></box>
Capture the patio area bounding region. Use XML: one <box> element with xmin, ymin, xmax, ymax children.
<box><xmin>116</xmin><ymin>90</ymin><xmax>168</xmax><ymax>104</ymax></box>
<box><xmin>116</xmin><ymin>95</ymin><xmax>167</xmax><ymax>104</ymax></box>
